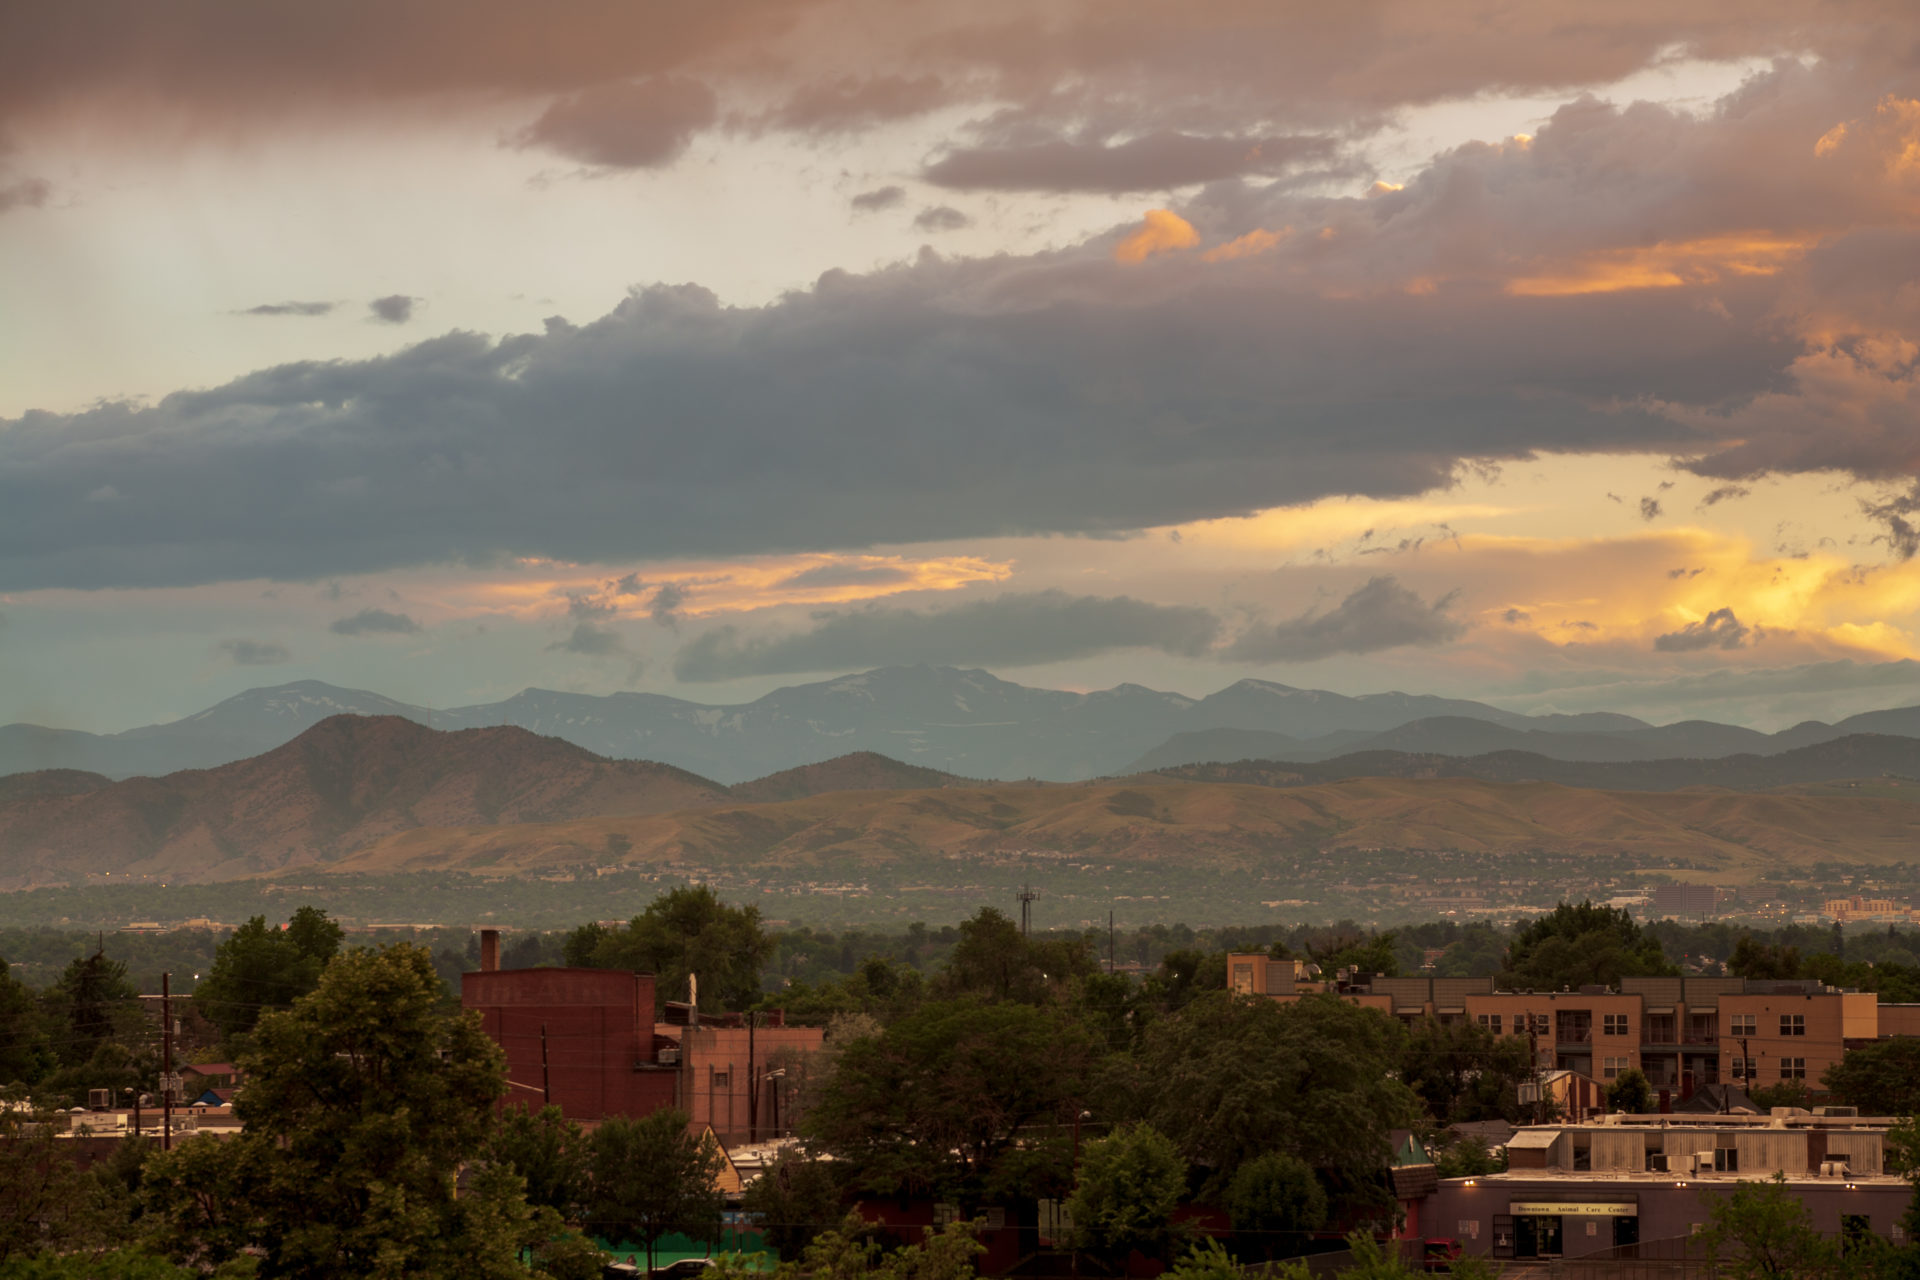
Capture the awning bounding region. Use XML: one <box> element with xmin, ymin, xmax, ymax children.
<box><xmin>1507</xmin><ymin>1131</ymin><xmax>1560</xmax><ymax>1149</ymax></box>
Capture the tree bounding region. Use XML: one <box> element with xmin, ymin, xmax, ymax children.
<box><xmin>1501</xmin><ymin>902</ymin><xmax>1676</xmax><ymax>991</ymax></box>
<box><xmin>804</xmin><ymin>999</ymin><xmax>1095</xmax><ymax>1203</ymax></box>
<box><xmin>586</xmin><ymin>1108</ymin><xmax>725</xmax><ymax>1274</ymax></box>
<box><xmin>1748</xmin><ymin>1080</ymin><xmax>1812</xmax><ymax>1112</ymax></box>
<box><xmin>1823</xmin><ymin>1038</ymin><xmax>1920</xmax><ymax>1116</ymax></box>
<box><xmin>1165</xmin><ymin>1238</ymin><xmax>1308</xmax><ymax>1280</ymax></box>
<box><xmin>1225</xmin><ymin>1152</ymin><xmax>1327</xmax><ymax>1256</ymax></box>
<box><xmin>193</xmin><ymin>909</ymin><xmax>341</xmax><ymax>1043</ymax></box>
<box><xmin>0</xmin><ymin>957</ymin><xmax>52</xmax><ymax>1087</ymax></box>
<box><xmin>569</xmin><ymin>886</ymin><xmax>773</xmax><ymax>1014</ymax></box>
<box><xmin>0</xmin><ymin>1104</ymin><xmax>127</xmax><ymax>1266</ymax></box>
<box><xmin>1700</xmin><ymin>1173</ymin><xmax>1837</xmax><ymax>1279</ymax></box>
<box><xmin>489</xmin><ymin>1104</ymin><xmax>591</xmax><ymax>1221</ymax></box>
<box><xmin>742</xmin><ymin>1146</ymin><xmax>843</xmax><ymax>1261</ymax></box>
<box><xmin>1399</xmin><ymin>1019</ymin><xmax>1533</xmax><ymax>1125</ymax></box>
<box><xmin>1066</xmin><ymin>1123</ymin><xmax>1187</xmax><ymax>1267</ymax></box>
<box><xmin>1110</xmin><ymin>992</ymin><xmax>1418</xmax><ymax>1195</ymax></box>
<box><xmin>937</xmin><ymin>909</ymin><xmax>1095</xmax><ymax>1005</ymax></box>
<box><xmin>48</xmin><ymin>948</ymin><xmax>140</xmax><ymax>1067</ymax></box>
<box><xmin>141</xmin><ymin>943</ymin><xmax>538</xmax><ymax>1279</ymax></box>
<box><xmin>1728</xmin><ymin>938</ymin><xmax>1802</xmax><ymax>981</ymax></box>
<box><xmin>1606</xmin><ymin>1068</ymin><xmax>1655</xmax><ymax>1114</ymax></box>
<box><xmin>792</xmin><ymin>1213</ymin><xmax>984</xmax><ymax>1280</ymax></box>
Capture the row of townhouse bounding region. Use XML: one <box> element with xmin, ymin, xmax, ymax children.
<box><xmin>1229</xmin><ymin>956</ymin><xmax>1902</xmax><ymax>1096</ymax></box>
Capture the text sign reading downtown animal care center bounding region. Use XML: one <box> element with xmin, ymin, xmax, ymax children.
<box><xmin>1509</xmin><ymin>1202</ymin><xmax>1638</xmax><ymax>1217</ymax></box>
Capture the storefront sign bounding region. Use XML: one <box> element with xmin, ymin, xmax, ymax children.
<box><xmin>1509</xmin><ymin>1202</ymin><xmax>1637</xmax><ymax>1217</ymax></box>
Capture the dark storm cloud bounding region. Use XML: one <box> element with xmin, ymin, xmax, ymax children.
<box><xmin>368</xmin><ymin>295</ymin><xmax>417</xmax><ymax>324</ymax></box>
<box><xmin>912</xmin><ymin>205</ymin><xmax>970</xmax><ymax>231</ymax></box>
<box><xmin>330</xmin><ymin>607</ymin><xmax>422</xmax><ymax>636</ymax></box>
<box><xmin>517</xmin><ymin>76</ymin><xmax>718</xmax><ymax>168</ymax></box>
<box><xmin>923</xmin><ymin>132</ymin><xmax>1341</xmax><ymax>193</ymax></box>
<box><xmin>850</xmin><ymin>185</ymin><xmax>906</xmax><ymax>212</ymax></box>
<box><xmin>673</xmin><ymin>589</ymin><xmax>1220</xmax><ymax>680</ymax></box>
<box><xmin>244</xmin><ymin>300</ymin><xmax>335</xmax><ymax>317</ymax></box>
<box><xmin>4</xmin><ymin>59</ymin><xmax>1913</xmax><ymax>593</ymax></box>
<box><xmin>219</xmin><ymin>638</ymin><xmax>290</xmax><ymax>666</ymax></box>
<box><xmin>1225</xmin><ymin>576</ymin><xmax>1463</xmax><ymax>663</ymax></box>
<box><xmin>1654</xmin><ymin>607</ymin><xmax>1753</xmax><ymax>652</ymax></box>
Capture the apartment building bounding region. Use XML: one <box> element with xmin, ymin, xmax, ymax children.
<box><xmin>1425</xmin><ymin>1113</ymin><xmax>1907</xmax><ymax>1259</ymax></box>
<box><xmin>1227</xmin><ymin>960</ymin><xmax>1879</xmax><ymax>1098</ymax></box>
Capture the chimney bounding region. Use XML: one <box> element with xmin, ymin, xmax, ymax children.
<box><xmin>480</xmin><ymin>929</ymin><xmax>500</xmax><ymax>973</ymax></box>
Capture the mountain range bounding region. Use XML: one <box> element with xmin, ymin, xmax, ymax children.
<box><xmin>7</xmin><ymin>666</ymin><xmax>1920</xmax><ymax>785</ymax></box>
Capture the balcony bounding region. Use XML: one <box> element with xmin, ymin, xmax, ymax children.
<box><xmin>1556</xmin><ymin>1027</ymin><xmax>1593</xmax><ymax>1045</ymax></box>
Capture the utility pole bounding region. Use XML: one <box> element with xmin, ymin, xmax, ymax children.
<box><xmin>161</xmin><ymin>971</ymin><xmax>173</xmax><ymax>1152</ymax></box>
<box><xmin>1018</xmin><ymin>883</ymin><xmax>1036</xmax><ymax>937</ymax></box>
<box><xmin>541</xmin><ymin>1023</ymin><xmax>551</xmax><ymax>1107</ymax></box>
<box><xmin>1527</xmin><ymin>1020</ymin><xmax>1542</xmax><ymax>1125</ymax></box>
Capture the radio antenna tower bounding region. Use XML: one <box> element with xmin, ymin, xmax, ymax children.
<box><xmin>1018</xmin><ymin>883</ymin><xmax>1037</xmax><ymax>937</ymax></box>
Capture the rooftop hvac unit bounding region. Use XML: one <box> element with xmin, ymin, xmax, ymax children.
<box><xmin>1814</xmin><ymin>1106</ymin><xmax>1859</xmax><ymax>1118</ymax></box>
<box><xmin>1820</xmin><ymin>1161</ymin><xmax>1855</xmax><ymax>1178</ymax></box>
<box><xmin>86</xmin><ymin>1088</ymin><xmax>112</xmax><ymax>1110</ymax></box>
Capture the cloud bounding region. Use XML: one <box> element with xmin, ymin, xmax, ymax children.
<box><xmin>912</xmin><ymin>205</ymin><xmax>970</xmax><ymax>231</ymax></box>
<box><xmin>549</xmin><ymin>622</ymin><xmax>626</xmax><ymax>656</ymax></box>
<box><xmin>1700</xmin><ymin>484</ymin><xmax>1749</xmax><ymax>507</ymax></box>
<box><xmin>1653</xmin><ymin>606</ymin><xmax>1753</xmax><ymax>652</ymax></box>
<box><xmin>769</xmin><ymin>75</ymin><xmax>947</xmax><ymax>133</ymax></box>
<box><xmin>368</xmin><ymin>295</ymin><xmax>417</xmax><ymax>324</ymax></box>
<box><xmin>1113</xmin><ymin>209</ymin><xmax>1199</xmax><ymax>263</ymax></box>
<box><xmin>924</xmin><ymin>132</ymin><xmax>1341</xmax><ymax>193</ymax></box>
<box><xmin>850</xmin><ymin>185</ymin><xmax>906</xmax><ymax>212</ymax></box>
<box><xmin>329</xmin><ymin>607</ymin><xmax>422</xmax><ymax>636</ymax></box>
<box><xmin>1226</xmin><ymin>576</ymin><xmax>1464</xmax><ymax>662</ymax></box>
<box><xmin>673</xmin><ymin>589</ymin><xmax>1221</xmax><ymax>681</ymax></box>
<box><xmin>1502</xmin><ymin>607</ymin><xmax>1531</xmax><ymax>623</ymax></box>
<box><xmin>7</xmin><ymin>59</ymin><xmax>1920</xmax><ymax>593</ymax></box>
<box><xmin>775</xmin><ymin>563</ymin><xmax>914</xmax><ymax>589</ymax></box>
<box><xmin>1639</xmin><ymin>496</ymin><xmax>1663</xmax><ymax>521</ymax></box>
<box><xmin>243</xmin><ymin>300</ymin><xmax>334</xmax><ymax>317</ymax></box>
<box><xmin>0</xmin><ymin>177</ymin><xmax>49</xmax><ymax>214</ymax></box>
<box><xmin>649</xmin><ymin>583</ymin><xmax>688</xmax><ymax>627</ymax></box>
<box><xmin>219</xmin><ymin>638</ymin><xmax>290</xmax><ymax>666</ymax></box>
<box><xmin>517</xmin><ymin>76</ymin><xmax>717</xmax><ymax>168</ymax></box>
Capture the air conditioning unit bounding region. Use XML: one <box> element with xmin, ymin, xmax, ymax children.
<box><xmin>86</xmin><ymin>1088</ymin><xmax>112</xmax><ymax>1110</ymax></box>
<box><xmin>1820</xmin><ymin>1160</ymin><xmax>1854</xmax><ymax>1178</ymax></box>
<box><xmin>1814</xmin><ymin>1106</ymin><xmax>1858</xmax><ymax>1118</ymax></box>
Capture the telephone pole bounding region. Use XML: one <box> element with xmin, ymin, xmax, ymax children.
<box><xmin>161</xmin><ymin>971</ymin><xmax>173</xmax><ymax>1152</ymax></box>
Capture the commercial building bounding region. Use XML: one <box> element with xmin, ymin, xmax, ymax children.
<box><xmin>1425</xmin><ymin>1112</ymin><xmax>1908</xmax><ymax>1260</ymax></box>
<box><xmin>460</xmin><ymin>930</ymin><xmax>825</xmax><ymax>1140</ymax></box>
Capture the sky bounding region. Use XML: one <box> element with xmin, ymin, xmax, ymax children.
<box><xmin>4</xmin><ymin>1</ymin><xmax>1920</xmax><ymax>733</ymax></box>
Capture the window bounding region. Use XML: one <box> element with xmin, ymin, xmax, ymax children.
<box><xmin>1781</xmin><ymin>1058</ymin><xmax>1807</xmax><ymax>1080</ymax></box>
<box><xmin>1714</xmin><ymin>1148</ymin><xmax>1740</xmax><ymax>1172</ymax></box>
<box><xmin>1533</xmin><ymin>1013</ymin><xmax>1550</xmax><ymax>1035</ymax></box>
<box><xmin>712</xmin><ymin>1071</ymin><xmax>731</xmax><ymax>1088</ymax></box>
<box><xmin>1731</xmin><ymin>1058</ymin><xmax>1757</xmax><ymax>1080</ymax></box>
<box><xmin>1603</xmin><ymin>1013</ymin><xmax>1629</xmax><ymax>1036</ymax></box>
<box><xmin>1781</xmin><ymin>1014</ymin><xmax>1806</xmax><ymax>1036</ymax></box>
<box><xmin>1602</xmin><ymin>1056</ymin><xmax>1629</xmax><ymax>1079</ymax></box>
<box><xmin>1478</xmin><ymin>1013</ymin><xmax>1503</xmax><ymax>1034</ymax></box>
<box><xmin>1731</xmin><ymin>1014</ymin><xmax>1756</xmax><ymax>1036</ymax></box>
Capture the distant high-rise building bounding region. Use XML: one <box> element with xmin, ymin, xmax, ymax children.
<box><xmin>1650</xmin><ymin>883</ymin><xmax>1720</xmax><ymax>919</ymax></box>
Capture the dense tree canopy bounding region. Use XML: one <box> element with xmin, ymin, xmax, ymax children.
<box><xmin>1107</xmin><ymin>992</ymin><xmax>1419</xmax><ymax>1193</ymax></box>
<box><xmin>566</xmin><ymin>884</ymin><xmax>773</xmax><ymax>1014</ymax></box>
<box><xmin>1500</xmin><ymin>901</ymin><xmax>1675</xmax><ymax>991</ymax></box>
<box><xmin>804</xmin><ymin>998</ymin><xmax>1096</xmax><ymax>1202</ymax></box>
<box><xmin>192</xmin><ymin>907</ymin><xmax>342</xmax><ymax>1042</ymax></box>
<box><xmin>587</xmin><ymin>1108</ymin><xmax>725</xmax><ymax>1273</ymax></box>
<box><xmin>1823</xmin><ymin>1038</ymin><xmax>1920</xmax><ymax>1116</ymax></box>
<box><xmin>1066</xmin><ymin>1123</ymin><xmax>1187</xmax><ymax>1267</ymax></box>
<box><xmin>143</xmin><ymin>943</ymin><xmax>536</xmax><ymax>1279</ymax></box>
